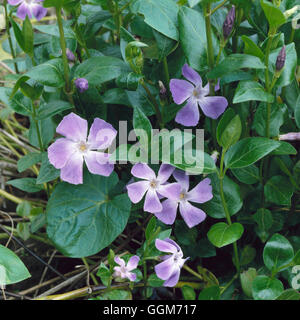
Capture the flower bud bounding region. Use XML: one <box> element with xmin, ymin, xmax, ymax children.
<box><xmin>223</xmin><ymin>6</ymin><xmax>235</xmax><ymax>39</ymax></box>
<box><xmin>276</xmin><ymin>46</ymin><xmax>286</xmax><ymax>71</ymax></box>
<box><xmin>279</xmin><ymin>132</ymin><xmax>300</xmax><ymax>141</ymax></box>
<box><xmin>75</xmin><ymin>78</ymin><xmax>89</xmax><ymax>93</ymax></box>
<box><xmin>66</xmin><ymin>48</ymin><xmax>76</xmax><ymax>62</ymax></box>
<box><xmin>210</xmin><ymin>150</ymin><xmax>219</xmax><ymax>163</ymax></box>
<box><xmin>158</xmin><ymin>80</ymin><xmax>167</xmax><ymax>100</ymax></box>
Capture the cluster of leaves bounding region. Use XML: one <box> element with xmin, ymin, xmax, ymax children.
<box><xmin>0</xmin><ymin>0</ymin><xmax>299</xmax><ymax>300</ymax></box>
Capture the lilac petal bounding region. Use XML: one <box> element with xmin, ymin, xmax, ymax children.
<box><xmin>127</xmin><ymin>181</ymin><xmax>149</xmax><ymax>203</ymax></box>
<box><xmin>154</xmin><ymin>199</ymin><xmax>178</xmax><ymax>225</ymax></box>
<box><xmin>187</xmin><ymin>178</ymin><xmax>213</xmax><ymax>203</ymax></box>
<box><xmin>114</xmin><ymin>256</ymin><xmax>125</xmax><ymax>267</ymax></box>
<box><xmin>127</xmin><ymin>256</ymin><xmax>140</xmax><ymax>271</ymax></box>
<box><xmin>87</xmin><ymin>118</ymin><xmax>117</xmax><ymax>150</ymax></box>
<box><xmin>8</xmin><ymin>0</ymin><xmax>22</xmax><ymax>5</ymax></box>
<box><xmin>179</xmin><ymin>201</ymin><xmax>206</xmax><ymax>228</ymax></box>
<box><xmin>144</xmin><ymin>189</ymin><xmax>162</xmax><ymax>213</ymax></box>
<box><xmin>17</xmin><ymin>2</ymin><xmax>32</xmax><ymax>20</ymax></box>
<box><xmin>131</xmin><ymin>163</ymin><xmax>156</xmax><ymax>181</ymax></box>
<box><xmin>84</xmin><ymin>151</ymin><xmax>114</xmax><ymax>177</ymax></box>
<box><xmin>60</xmin><ymin>152</ymin><xmax>84</xmax><ymax>185</ymax></box>
<box><xmin>175</xmin><ymin>97</ymin><xmax>199</xmax><ymax>127</ymax></box>
<box><xmin>163</xmin><ymin>269</ymin><xmax>180</xmax><ymax>287</ymax></box>
<box><xmin>157</xmin><ymin>164</ymin><xmax>175</xmax><ymax>184</ymax></box>
<box><xmin>163</xmin><ymin>238</ymin><xmax>182</xmax><ymax>252</ymax></box>
<box><xmin>182</xmin><ymin>64</ymin><xmax>202</xmax><ymax>87</ymax></box>
<box><xmin>157</xmin><ymin>183</ymin><xmax>181</xmax><ymax>200</ymax></box>
<box><xmin>155</xmin><ymin>258</ymin><xmax>175</xmax><ymax>280</ymax></box>
<box><xmin>56</xmin><ymin>112</ymin><xmax>88</xmax><ymax>142</ymax></box>
<box><xmin>203</xmin><ymin>80</ymin><xmax>220</xmax><ymax>95</ymax></box>
<box><xmin>127</xmin><ymin>272</ymin><xmax>137</xmax><ymax>281</ymax></box>
<box><xmin>48</xmin><ymin>138</ymin><xmax>77</xmax><ymax>169</ymax></box>
<box><xmin>173</xmin><ymin>169</ymin><xmax>189</xmax><ymax>191</ymax></box>
<box><xmin>31</xmin><ymin>3</ymin><xmax>47</xmax><ymax>20</ymax></box>
<box><xmin>155</xmin><ymin>238</ymin><xmax>178</xmax><ymax>253</ymax></box>
<box><xmin>199</xmin><ymin>96</ymin><xmax>228</xmax><ymax>119</ymax></box>
<box><xmin>170</xmin><ymin>79</ymin><xmax>194</xmax><ymax>105</ymax></box>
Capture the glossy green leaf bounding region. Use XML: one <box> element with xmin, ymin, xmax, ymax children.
<box><xmin>253</xmin><ymin>209</ymin><xmax>273</xmax><ymax>232</ymax></box>
<box><xmin>295</xmin><ymin>94</ymin><xmax>300</xmax><ymax>129</ymax></box>
<box><xmin>198</xmin><ymin>285</ymin><xmax>220</xmax><ymax>300</ymax></box>
<box><xmin>37</xmin><ymin>100</ymin><xmax>73</xmax><ymax>120</ymax></box>
<box><xmin>264</xmin><ymin>175</ymin><xmax>294</xmax><ymax>206</ymax></box>
<box><xmin>7</xmin><ymin>178</ymin><xmax>44</xmax><ymax>193</ymax></box>
<box><xmin>233</xmin><ymin>81</ymin><xmax>274</xmax><ymax>104</ymax></box>
<box><xmin>17</xmin><ymin>152</ymin><xmax>42</xmax><ymax>173</ymax></box>
<box><xmin>276</xmin><ymin>289</ymin><xmax>300</xmax><ymax>300</ymax></box>
<box><xmin>36</xmin><ymin>153</ymin><xmax>60</xmax><ymax>184</ymax></box>
<box><xmin>224</xmin><ymin>137</ymin><xmax>280</xmax><ymax>169</ymax></box>
<box><xmin>252</xmin><ymin>275</ymin><xmax>284</xmax><ymax>300</ymax></box>
<box><xmin>260</xmin><ymin>0</ymin><xmax>286</xmax><ymax>28</ymax></box>
<box><xmin>270</xmin><ymin>141</ymin><xmax>297</xmax><ymax>156</ymax></box>
<box><xmin>23</xmin><ymin>16</ymin><xmax>34</xmax><ymax>57</ymax></box>
<box><xmin>207</xmin><ymin>222</ymin><xmax>244</xmax><ymax>248</ymax></box>
<box><xmin>182</xmin><ymin>285</ymin><xmax>196</xmax><ymax>300</ymax></box>
<box><xmin>47</xmin><ymin>171</ymin><xmax>131</xmax><ymax>258</ymax></box>
<box><xmin>240</xmin><ymin>267</ymin><xmax>257</xmax><ymax>298</ymax></box>
<box><xmin>231</xmin><ymin>164</ymin><xmax>260</xmax><ymax>185</ymax></box>
<box><xmin>241</xmin><ymin>35</ymin><xmax>264</xmax><ymax>60</ymax></box>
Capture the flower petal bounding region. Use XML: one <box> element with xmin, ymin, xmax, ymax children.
<box><xmin>154</xmin><ymin>199</ymin><xmax>178</xmax><ymax>225</ymax></box>
<box><xmin>60</xmin><ymin>152</ymin><xmax>84</xmax><ymax>185</ymax></box>
<box><xmin>31</xmin><ymin>3</ymin><xmax>47</xmax><ymax>20</ymax></box>
<box><xmin>127</xmin><ymin>255</ymin><xmax>140</xmax><ymax>271</ymax></box>
<box><xmin>84</xmin><ymin>151</ymin><xmax>114</xmax><ymax>177</ymax></box>
<box><xmin>155</xmin><ymin>258</ymin><xmax>175</xmax><ymax>280</ymax></box>
<box><xmin>127</xmin><ymin>181</ymin><xmax>149</xmax><ymax>203</ymax></box>
<box><xmin>173</xmin><ymin>169</ymin><xmax>189</xmax><ymax>191</ymax></box>
<box><xmin>48</xmin><ymin>138</ymin><xmax>77</xmax><ymax>169</ymax></box>
<box><xmin>87</xmin><ymin>118</ymin><xmax>117</xmax><ymax>150</ymax></box>
<box><xmin>56</xmin><ymin>112</ymin><xmax>88</xmax><ymax>142</ymax></box>
<box><xmin>199</xmin><ymin>96</ymin><xmax>228</xmax><ymax>119</ymax></box>
<box><xmin>157</xmin><ymin>182</ymin><xmax>181</xmax><ymax>200</ymax></box>
<box><xmin>7</xmin><ymin>0</ymin><xmax>22</xmax><ymax>5</ymax></box>
<box><xmin>144</xmin><ymin>188</ymin><xmax>162</xmax><ymax>213</ymax></box>
<box><xmin>17</xmin><ymin>2</ymin><xmax>32</xmax><ymax>20</ymax></box>
<box><xmin>179</xmin><ymin>201</ymin><xmax>206</xmax><ymax>228</ymax></box>
<box><xmin>175</xmin><ymin>97</ymin><xmax>199</xmax><ymax>127</ymax></box>
<box><xmin>170</xmin><ymin>79</ymin><xmax>194</xmax><ymax>105</ymax></box>
<box><xmin>182</xmin><ymin>64</ymin><xmax>202</xmax><ymax>87</ymax></box>
<box><xmin>187</xmin><ymin>178</ymin><xmax>213</xmax><ymax>203</ymax></box>
<box><xmin>155</xmin><ymin>238</ymin><xmax>178</xmax><ymax>253</ymax></box>
<box><xmin>127</xmin><ymin>272</ymin><xmax>137</xmax><ymax>281</ymax></box>
<box><xmin>114</xmin><ymin>256</ymin><xmax>125</xmax><ymax>267</ymax></box>
<box><xmin>163</xmin><ymin>269</ymin><xmax>180</xmax><ymax>287</ymax></box>
<box><xmin>157</xmin><ymin>164</ymin><xmax>175</xmax><ymax>184</ymax></box>
<box><xmin>131</xmin><ymin>163</ymin><xmax>156</xmax><ymax>181</ymax></box>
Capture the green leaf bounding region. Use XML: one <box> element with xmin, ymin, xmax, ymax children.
<box><xmin>178</xmin><ymin>6</ymin><xmax>218</xmax><ymax>71</ymax></box>
<box><xmin>233</xmin><ymin>81</ymin><xmax>274</xmax><ymax>104</ymax></box>
<box><xmin>74</xmin><ymin>56</ymin><xmax>129</xmax><ymax>86</ymax></box>
<box><xmin>36</xmin><ymin>153</ymin><xmax>60</xmax><ymax>184</ymax></box>
<box><xmin>260</xmin><ymin>0</ymin><xmax>286</xmax><ymax>28</ymax></box>
<box><xmin>202</xmin><ymin>174</ymin><xmax>242</xmax><ymax>219</ymax></box>
<box><xmin>115</xmin><ymin>72</ymin><xmax>143</xmax><ymax>91</ymax></box>
<box><xmin>97</xmin><ymin>263</ymin><xmax>111</xmax><ymax>286</ymax></box>
<box><xmin>182</xmin><ymin>286</ymin><xmax>196</xmax><ymax>300</ymax></box>
<box><xmin>0</xmin><ymin>87</ymin><xmax>32</xmax><ymax>116</ymax></box>
<box><xmin>207</xmin><ymin>222</ymin><xmax>244</xmax><ymax>248</ymax></box>
<box><xmin>253</xmin><ymin>208</ymin><xmax>273</xmax><ymax>231</ymax></box>
<box><xmin>270</xmin><ymin>141</ymin><xmax>297</xmax><ymax>156</ymax></box>
<box><xmin>145</xmin><ymin>216</ymin><xmax>157</xmax><ymax>241</ymax></box>
<box><xmin>131</xmin><ymin>0</ymin><xmax>179</xmax><ymax>40</ymax></box>
<box><xmin>252</xmin><ymin>275</ymin><xmax>284</xmax><ymax>300</ymax></box>
<box><xmin>263</xmin><ymin>233</ymin><xmax>294</xmax><ymax>272</ymax></box>
<box><xmin>10</xmin><ymin>19</ymin><xmax>25</xmax><ymax>53</ymax></box>
<box><xmin>224</xmin><ymin>137</ymin><xmax>280</xmax><ymax>169</ymax></box>
<box><xmin>26</xmin><ymin>59</ymin><xmax>65</xmax><ymax>88</ymax></box>
<box><xmin>240</xmin><ymin>268</ymin><xmax>257</xmax><ymax>298</ymax></box>
<box><xmin>295</xmin><ymin>94</ymin><xmax>300</xmax><ymax>129</ymax></box>
<box><xmin>17</xmin><ymin>222</ymin><xmax>31</xmax><ymax>241</ymax></box>
<box><xmin>147</xmin><ymin>273</ymin><xmax>164</xmax><ymax>287</ymax></box>
<box><xmin>198</xmin><ymin>285</ymin><xmax>220</xmax><ymax>300</ymax></box>
<box><xmin>0</xmin><ymin>245</ymin><xmax>31</xmax><ymax>285</ymax></box>
<box><xmin>133</xmin><ymin>106</ymin><xmax>153</xmax><ymax>149</ymax></box>
<box><xmin>7</xmin><ymin>178</ymin><xmax>44</xmax><ymax>193</ymax></box>
<box><xmin>264</xmin><ymin>175</ymin><xmax>294</xmax><ymax>206</ymax></box>
<box><xmin>241</xmin><ymin>35</ymin><xmax>264</xmax><ymax>60</ymax></box>
<box><xmin>276</xmin><ymin>289</ymin><xmax>300</xmax><ymax>300</ymax></box>
<box><xmin>17</xmin><ymin>152</ymin><xmax>42</xmax><ymax>173</ymax></box>
<box><xmin>252</xmin><ymin>103</ymin><xmax>285</xmax><ymax>137</ymax></box>
<box><xmin>152</xmin><ymin>29</ymin><xmax>177</xmax><ymax>61</ymax></box>
<box><xmin>37</xmin><ymin>100</ymin><xmax>73</xmax><ymax>120</ymax></box>
<box><xmin>46</xmin><ymin>171</ymin><xmax>131</xmax><ymax>258</ymax></box>
<box><xmin>231</xmin><ymin>165</ymin><xmax>260</xmax><ymax>185</ymax></box>
<box><xmin>23</xmin><ymin>16</ymin><xmax>34</xmax><ymax>57</ymax></box>
<box><xmin>207</xmin><ymin>54</ymin><xmax>265</xmax><ymax>79</ymax></box>
<box><xmin>240</xmin><ymin>246</ymin><xmax>256</xmax><ymax>266</ymax></box>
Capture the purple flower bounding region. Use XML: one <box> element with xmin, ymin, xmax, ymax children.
<box><xmin>66</xmin><ymin>48</ymin><xmax>76</xmax><ymax>62</ymax></box>
<box><xmin>279</xmin><ymin>132</ymin><xmax>300</xmax><ymax>141</ymax></box>
<box><xmin>154</xmin><ymin>238</ymin><xmax>188</xmax><ymax>287</ymax></box>
<box><xmin>8</xmin><ymin>0</ymin><xmax>47</xmax><ymax>21</ymax></box>
<box><xmin>75</xmin><ymin>78</ymin><xmax>89</xmax><ymax>93</ymax></box>
<box><xmin>154</xmin><ymin>170</ymin><xmax>213</xmax><ymax>228</ymax></box>
<box><xmin>48</xmin><ymin>112</ymin><xmax>117</xmax><ymax>185</ymax></box>
<box><xmin>170</xmin><ymin>64</ymin><xmax>228</xmax><ymax>126</ymax></box>
<box><xmin>276</xmin><ymin>46</ymin><xmax>286</xmax><ymax>71</ymax></box>
<box><xmin>223</xmin><ymin>6</ymin><xmax>235</xmax><ymax>39</ymax></box>
<box><xmin>113</xmin><ymin>255</ymin><xmax>140</xmax><ymax>282</ymax></box>
<box><xmin>126</xmin><ymin>163</ymin><xmax>181</xmax><ymax>213</ymax></box>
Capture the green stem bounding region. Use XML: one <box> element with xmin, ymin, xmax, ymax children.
<box><xmin>162</xmin><ymin>57</ymin><xmax>170</xmax><ymax>90</ymax></box>
<box><xmin>3</xmin><ymin>0</ymin><xmax>19</xmax><ymax>73</ymax></box>
<box><xmin>82</xmin><ymin>257</ymin><xmax>99</xmax><ymax>286</ymax></box>
<box><xmin>183</xmin><ymin>265</ymin><xmax>203</xmax><ymax>281</ymax></box>
<box><xmin>211</xmin><ymin>0</ymin><xmax>228</xmax><ymax>15</ymax></box>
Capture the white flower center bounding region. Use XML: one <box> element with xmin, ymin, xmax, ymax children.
<box><xmin>77</xmin><ymin>141</ymin><xmax>89</xmax><ymax>153</ymax></box>
<box><xmin>25</xmin><ymin>0</ymin><xmax>33</xmax><ymax>4</ymax></box>
<box><xmin>173</xmin><ymin>251</ymin><xmax>184</xmax><ymax>267</ymax></box>
<box><xmin>149</xmin><ymin>179</ymin><xmax>159</xmax><ymax>189</ymax></box>
<box><xmin>192</xmin><ymin>86</ymin><xmax>204</xmax><ymax>100</ymax></box>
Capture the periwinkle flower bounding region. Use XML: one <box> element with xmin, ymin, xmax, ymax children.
<box><xmin>75</xmin><ymin>78</ymin><xmax>89</xmax><ymax>93</ymax></box>
<box><xmin>126</xmin><ymin>163</ymin><xmax>181</xmax><ymax>213</ymax></box>
<box><xmin>223</xmin><ymin>6</ymin><xmax>236</xmax><ymax>39</ymax></box>
<box><xmin>8</xmin><ymin>0</ymin><xmax>47</xmax><ymax>21</ymax></box>
<box><xmin>48</xmin><ymin>112</ymin><xmax>117</xmax><ymax>185</ymax></box>
<box><xmin>276</xmin><ymin>46</ymin><xmax>286</xmax><ymax>71</ymax></box>
<box><xmin>170</xmin><ymin>64</ymin><xmax>228</xmax><ymax>126</ymax></box>
<box><xmin>279</xmin><ymin>132</ymin><xmax>300</xmax><ymax>141</ymax></box>
<box><xmin>66</xmin><ymin>48</ymin><xmax>76</xmax><ymax>62</ymax></box>
<box><xmin>113</xmin><ymin>255</ymin><xmax>140</xmax><ymax>282</ymax></box>
<box><xmin>155</xmin><ymin>238</ymin><xmax>188</xmax><ymax>287</ymax></box>
<box><xmin>154</xmin><ymin>170</ymin><xmax>213</xmax><ymax>228</ymax></box>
